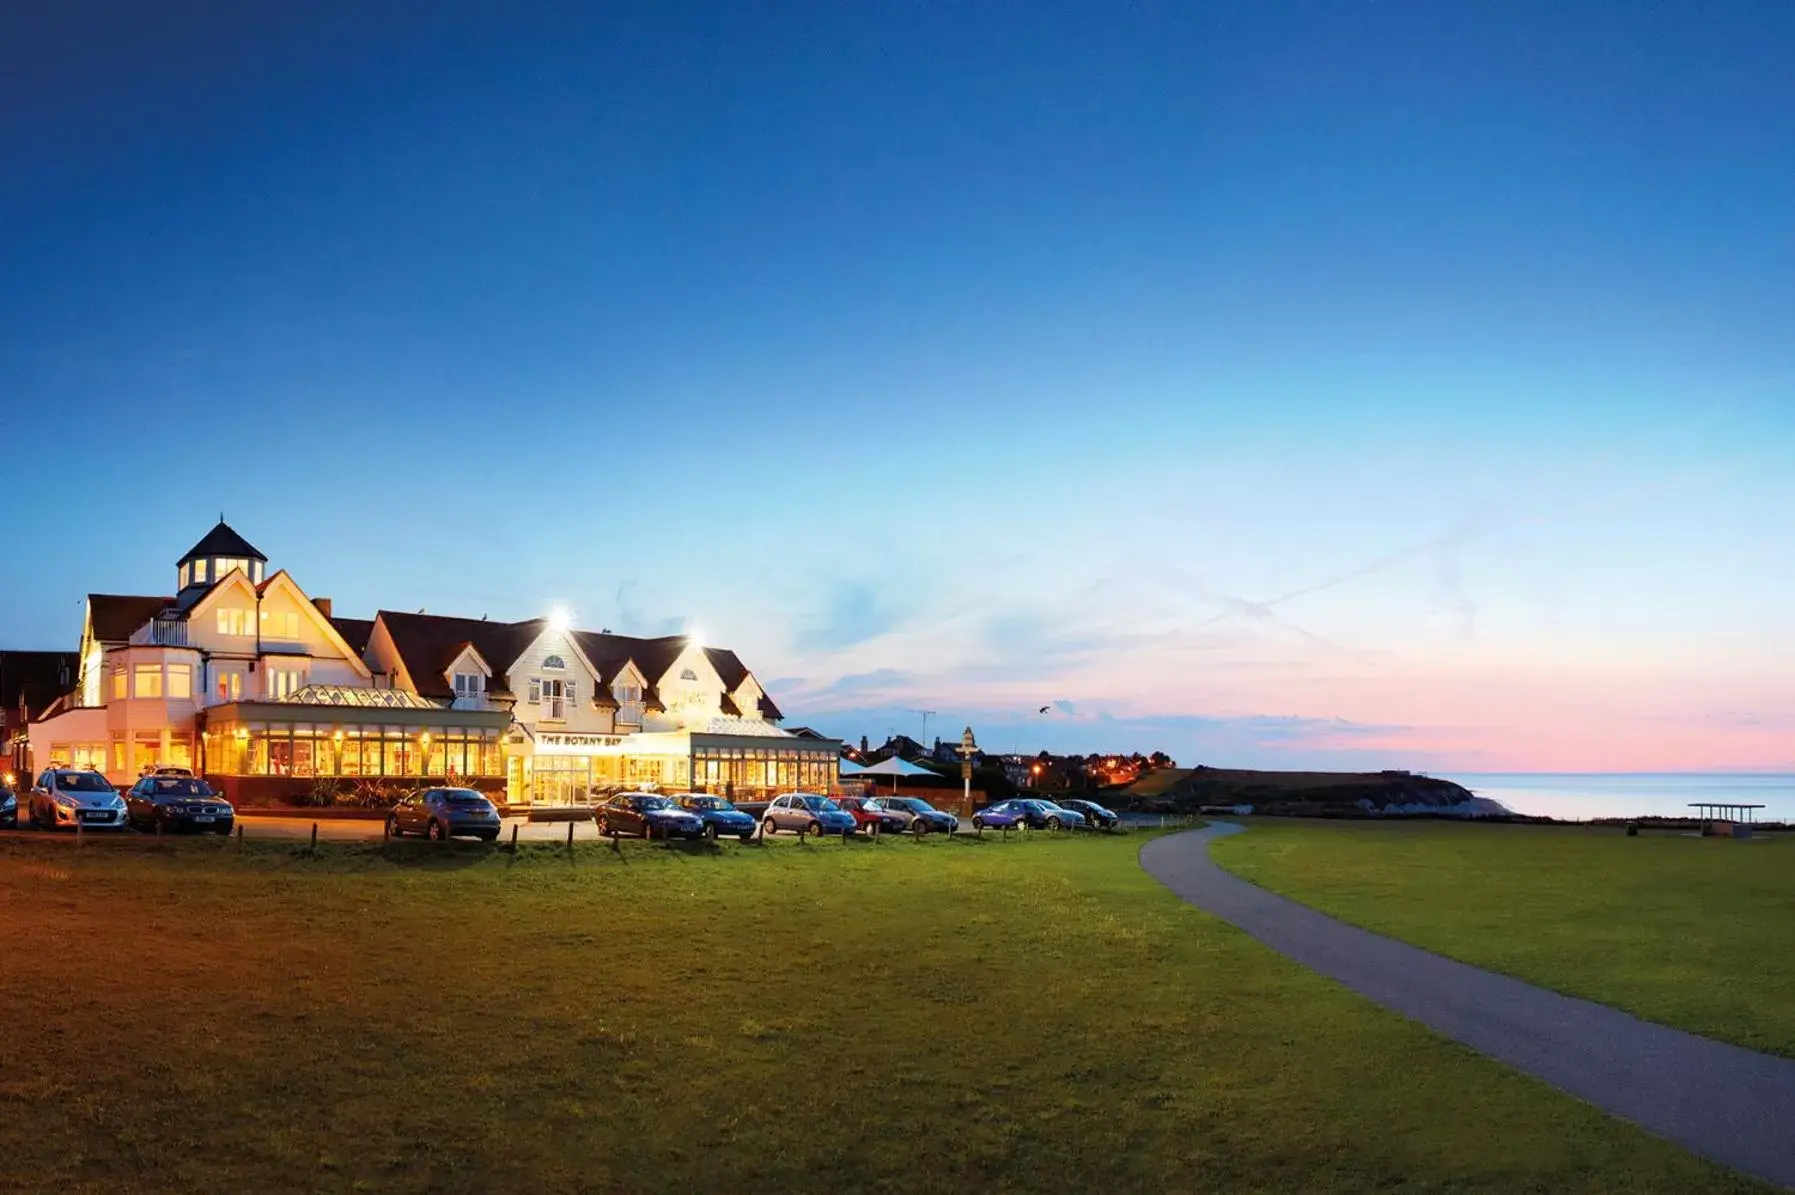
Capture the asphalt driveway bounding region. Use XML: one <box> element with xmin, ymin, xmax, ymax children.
<box><xmin>1139</xmin><ymin>822</ymin><xmax>1795</xmax><ymax>1191</ymax></box>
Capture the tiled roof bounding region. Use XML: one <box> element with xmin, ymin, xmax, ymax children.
<box><xmin>178</xmin><ymin>521</ymin><xmax>265</xmax><ymax>564</ymax></box>
<box><xmin>88</xmin><ymin>594</ymin><xmax>172</xmax><ymax>642</ymax></box>
<box><xmin>329</xmin><ymin>617</ymin><xmax>376</xmax><ymax>656</ymax></box>
<box><xmin>758</xmin><ymin>692</ymin><xmax>784</xmax><ymax>721</ymax></box>
<box><xmin>703</xmin><ymin>646</ymin><xmax>750</xmax><ymax>692</ymax></box>
<box><xmin>376</xmin><ymin>611</ymin><xmax>544</xmax><ymax>699</ymax></box>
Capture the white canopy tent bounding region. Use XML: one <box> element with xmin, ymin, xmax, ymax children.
<box><xmin>853</xmin><ymin>754</ymin><xmax>939</xmax><ymax>794</ymax></box>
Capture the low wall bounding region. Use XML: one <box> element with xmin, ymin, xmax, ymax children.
<box><xmin>203</xmin><ymin>774</ymin><xmax>506</xmax><ymax>808</ymax></box>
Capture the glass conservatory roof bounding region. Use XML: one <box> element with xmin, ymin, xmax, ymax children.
<box><xmin>279</xmin><ymin>684</ymin><xmax>440</xmax><ymax>710</ymax></box>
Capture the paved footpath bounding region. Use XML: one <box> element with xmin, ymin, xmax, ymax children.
<box><xmin>1139</xmin><ymin>822</ymin><xmax>1795</xmax><ymax>1191</ymax></box>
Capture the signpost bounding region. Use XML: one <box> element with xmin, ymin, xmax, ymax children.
<box><xmin>958</xmin><ymin>726</ymin><xmax>978</xmax><ymax>813</ymax></box>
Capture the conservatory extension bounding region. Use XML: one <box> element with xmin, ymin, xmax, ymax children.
<box><xmin>197</xmin><ymin>685</ymin><xmax>509</xmax><ymax>803</ymax></box>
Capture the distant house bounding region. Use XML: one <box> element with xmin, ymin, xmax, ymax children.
<box><xmin>865</xmin><ymin>734</ymin><xmax>928</xmax><ymax>765</ymax></box>
<box><xmin>2</xmin><ymin>650</ymin><xmax>79</xmax><ymax>776</ymax></box>
<box><xmin>930</xmin><ymin>737</ymin><xmax>984</xmax><ymax>765</ymax></box>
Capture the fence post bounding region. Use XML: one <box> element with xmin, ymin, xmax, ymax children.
<box><xmin>310</xmin><ymin>823</ymin><xmax>318</xmax><ymax>852</ymax></box>
<box><xmin>567</xmin><ymin>821</ymin><xmax>575</xmax><ymax>850</ymax></box>
<box><xmin>237</xmin><ymin>822</ymin><xmax>244</xmax><ymax>851</ymax></box>
<box><xmin>510</xmin><ymin>823</ymin><xmax>519</xmax><ymax>853</ymax></box>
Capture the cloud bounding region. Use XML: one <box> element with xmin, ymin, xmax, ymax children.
<box><xmin>794</xmin><ymin>581</ymin><xmax>909</xmax><ymax>652</ymax></box>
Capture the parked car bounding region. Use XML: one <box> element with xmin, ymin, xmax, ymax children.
<box><xmin>761</xmin><ymin>793</ymin><xmax>857</xmax><ymax>837</ymax></box>
<box><xmin>972</xmin><ymin>799</ymin><xmax>1087</xmax><ymax>830</ymax></box>
<box><xmin>1</xmin><ymin>776</ymin><xmax>16</xmax><ymax>829</ymax></box>
<box><xmin>598</xmin><ymin>792</ymin><xmax>706</xmax><ymax>840</ymax></box>
<box><xmin>388</xmin><ymin>788</ymin><xmax>502</xmax><ymax>842</ymax></box>
<box><xmin>125</xmin><ymin>775</ymin><xmax>234</xmax><ymax>834</ymax></box>
<box><xmin>28</xmin><ymin>768</ymin><xmax>127</xmax><ymax>830</ymax></box>
<box><xmin>676</xmin><ymin>794</ymin><xmax>758</xmax><ymax>841</ymax></box>
<box><xmin>1015</xmin><ymin>799</ymin><xmax>1088</xmax><ymax>830</ymax></box>
<box><xmin>875</xmin><ymin>796</ymin><xmax>959</xmax><ymax>836</ymax></box>
<box><xmin>1058</xmin><ymin>799</ymin><xmax>1121</xmax><ymax>830</ymax></box>
<box><xmin>140</xmin><ymin>764</ymin><xmax>195</xmax><ymax>778</ymax></box>
<box><xmin>836</xmin><ymin>795</ymin><xmax>908</xmax><ymax>836</ymax></box>
<box><xmin>971</xmin><ymin>800</ymin><xmax>1029</xmax><ymax>831</ymax></box>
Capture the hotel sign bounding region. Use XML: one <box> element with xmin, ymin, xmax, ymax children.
<box><xmin>536</xmin><ymin>732</ymin><xmax>624</xmax><ymax>755</ymax></box>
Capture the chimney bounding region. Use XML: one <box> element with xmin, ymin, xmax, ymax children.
<box><xmin>313</xmin><ymin>597</ymin><xmax>333</xmax><ymax>618</ymax></box>
<box><xmin>860</xmin><ymin>735</ymin><xmax>869</xmax><ymax>755</ymax></box>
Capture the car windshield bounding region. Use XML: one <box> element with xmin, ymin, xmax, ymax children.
<box><xmin>686</xmin><ymin>797</ymin><xmax>728</xmax><ymax>811</ymax></box>
<box><xmin>636</xmin><ymin>796</ymin><xmax>674</xmax><ymax>811</ymax></box>
<box><xmin>444</xmin><ymin>790</ymin><xmax>490</xmax><ymax>805</ymax></box>
<box><xmin>57</xmin><ymin>772</ymin><xmax>113</xmax><ymax>792</ymax></box>
<box><xmin>151</xmin><ymin>779</ymin><xmax>212</xmax><ymax>796</ymax></box>
<box><xmin>798</xmin><ymin>796</ymin><xmax>840</xmax><ymax>812</ymax></box>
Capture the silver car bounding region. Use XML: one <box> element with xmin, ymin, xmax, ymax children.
<box><xmin>29</xmin><ymin>769</ymin><xmax>128</xmax><ymax>830</ymax></box>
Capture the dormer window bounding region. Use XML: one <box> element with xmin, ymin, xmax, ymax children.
<box><xmin>452</xmin><ymin>673</ymin><xmax>484</xmax><ymax>697</ymax></box>
<box><xmin>542</xmin><ymin>655</ymin><xmax>566</xmax><ymax>670</ymax></box>
<box><xmin>613</xmin><ymin>682</ymin><xmax>642</xmax><ymax>704</ymax></box>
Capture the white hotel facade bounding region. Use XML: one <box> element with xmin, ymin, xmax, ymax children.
<box><xmin>20</xmin><ymin>523</ymin><xmax>840</xmax><ymax>807</ymax></box>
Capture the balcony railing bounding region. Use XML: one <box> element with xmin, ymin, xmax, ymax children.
<box><xmin>148</xmin><ymin>619</ymin><xmax>188</xmax><ymax>647</ymax></box>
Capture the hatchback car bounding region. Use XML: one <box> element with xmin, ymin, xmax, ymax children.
<box><xmin>876</xmin><ymin>796</ymin><xmax>959</xmax><ymax>835</ymax></box>
<box><xmin>836</xmin><ymin>796</ymin><xmax>908</xmax><ymax>836</ymax></box>
<box><xmin>599</xmin><ymin>792</ymin><xmax>706</xmax><ymax>840</ymax></box>
<box><xmin>971</xmin><ymin>800</ymin><xmax>1029</xmax><ymax>831</ymax></box>
<box><xmin>761</xmin><ymin>793</ymin><xmax>857</xmax><ymax>837</ymax></box>
<box><xmin>389</xmin><ymin>788</ymin><xmax>502</xmax><ymax>842</ymax></box>
<box><xmin>126</xmin><ymin>775</ymin><xmax>234</xmax><ymax>833</ymax></box>
<box><xmin>1058</xmin><ymin>799</ymin><xmax>1121</xmax><ymax>830</ymax></box>
<box><xmin>29</xmin><ymin>769</ymin><xmax>127</xmax><ymax>830</ymax></box>
<box><xmin>676</xmin><ymin>794</ymin><xmax>758</xmax><ymax>841</ymax></box>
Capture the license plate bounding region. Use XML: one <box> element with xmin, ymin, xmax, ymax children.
<box><xmin>81</xmin><ymin>811</ymin><xmax>110</xmax><ymax>821</ymax></box>
<box><xmin>192</xmin><ymin>815</ymin><xmax>215</xmax><ymax>823</ymax></box>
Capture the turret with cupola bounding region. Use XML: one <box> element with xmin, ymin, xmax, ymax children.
<box><xmin>176</xmin><ymin>521</ymin><xmax>267</xmax><ymax>593</ymax></box>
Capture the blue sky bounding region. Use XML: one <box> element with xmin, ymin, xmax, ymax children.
<box><xmin>4</xmin><ymin>2</ymin><xmax>1792</xmax><ymax>769</ymax></box>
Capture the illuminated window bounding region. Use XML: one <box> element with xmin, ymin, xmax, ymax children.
<box><xmin>260</xmin><ymin>610</ymin><xmax>300</xmax><ymax>640</ymax></box>
<box><xmin>179</xmin><ymin>563</ymin><xmax>191</xmax><ymax>589</ymax></box>
<box><xmin>216</xmin><ymin>608</ymin><xmax>252</xmax><ymax>636</ymax></box>
<box><xmin>216</xmin><ymin>672</ymin><xmax>243</xmax><ymax>702</ymax></box>
<box><xmin>267</xmin><ymin>667</ymin><xmax>305</xmax><ymax>700</ymax></box>
<box><xmin>167</xmin><ymin>663</ymin><xmax>192</xmax><ymax>699</ymax></box>
<box><xmin>133</xmin><ymin>664</ymin><xmax>163</xmax><ymax>698</ymax></box>
<box><xmin>111</xmin><ymin>668</ymin><xmax>126</xmax><ymax>700</ymax></box>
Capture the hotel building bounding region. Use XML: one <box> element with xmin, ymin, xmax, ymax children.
<box><xmin>20</xmin><ymin>523</ymin><xmax>839</xmax><ymax>807</ymax></box>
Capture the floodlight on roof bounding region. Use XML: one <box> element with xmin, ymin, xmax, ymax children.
<box><xmin>548</xmin><ymin>606</ymin><xmax>571</xmax><ymax>633</ymax></box>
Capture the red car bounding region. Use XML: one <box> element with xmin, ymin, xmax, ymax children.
<box><xmin>836</xmin><ymin>796</ymin><xmax>907</xmax><ymax>836</ymax></box>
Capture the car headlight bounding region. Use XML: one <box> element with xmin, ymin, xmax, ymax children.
<box><xmin>54</xmin><ymin>795</ymin><xmax>78</xmax><ymax>809</ymax></box>
<box><xmin>1</xmin><ymin>795</ymin><xmax>14</xmax><ymax>810</ymax></box>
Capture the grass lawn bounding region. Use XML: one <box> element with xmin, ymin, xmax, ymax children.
<box><xmin>1211</xmin><ymin>820</ymin><xmax>1795</xmax><ymax>1057</ymax></box>
<box><xmin>0</xmin><ymin>830</ymin><xmax>1766</xmax><ymax>1194</ymax></box>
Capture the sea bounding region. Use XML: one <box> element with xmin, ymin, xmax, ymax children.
<box><xmin>1440</xmin><ymin>773</ymin><xmax>1795</xmax><ymax>823</ymax></box>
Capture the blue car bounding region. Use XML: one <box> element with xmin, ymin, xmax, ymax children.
<box><xmin>679</xmin><ymin>794</ymin><xmax>758</xmax><ymax>841</ymax></box>
<box><xmin>599</xmin><ymin>792</ymin><xmax>706</xmax><ymax>840</ymax></box>
<box><xmin>974</xmin><ymin>799</ymin><xmax>1086</xmax><ymax>831</ymax></box>
<box><xmin>971</xmin><ymin>800</ymin><xmax>1028</xmax><ymax>830</ymax></box>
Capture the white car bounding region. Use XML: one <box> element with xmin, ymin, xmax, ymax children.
<box><xmin>30</xmin><ymin>769</ymin><xmax>128</xmax><ymax>830</ymax></box>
